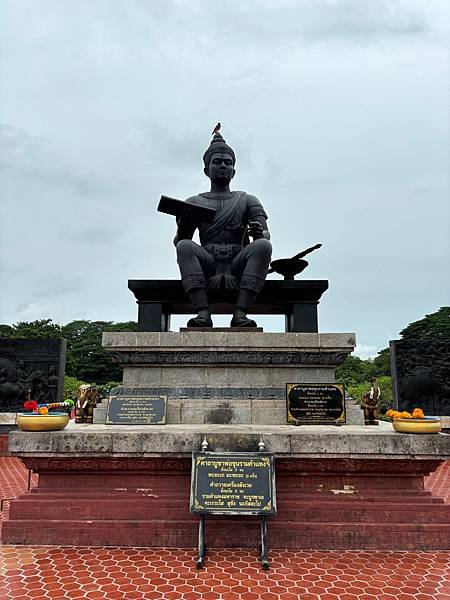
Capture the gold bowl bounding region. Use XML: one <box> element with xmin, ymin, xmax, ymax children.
<box><xmin>17</xmin><ymin>413</ymin><xmax>70</xmax><ymax>432</ymax></box>
<box><xmin>392</xmin><ymin>418</ymin><xmax>442</xmax><ymax>434</ymax></box>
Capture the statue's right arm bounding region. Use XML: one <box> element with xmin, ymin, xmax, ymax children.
<box><xmin>173</xmin><ymin>227</ymin><xmax>194</xmax><ymax>246</ymax></box>
<box><xmin>173</xmin><ymin>200</ymin><xmax>197</xmax><ymax>246</ymax></box>
<box><xmin>173</xmin><ymin>222</ymin><xmax>194</xmax><ymax>245</ymax></box>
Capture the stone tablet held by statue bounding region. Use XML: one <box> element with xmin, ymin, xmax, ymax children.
<box><xmin>158</xmin><ymin>196</ymin><xmax>217</xmax><ymax>225</ymax></box>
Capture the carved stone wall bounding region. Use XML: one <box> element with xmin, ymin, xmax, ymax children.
<box><xmin>0</xmin><ymin>338</ymin><xmax>66</xmax><ymax>412</ymax></box>
<box><xmin>390</xmin><ymin>339</ymin><xmax>450</xmax><ymax>415</ymax></box>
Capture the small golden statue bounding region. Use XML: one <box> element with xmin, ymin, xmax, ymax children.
<box><xmin>75</xmin><ymin>384</ymin><xmax>99</xmax><ymax>424</ymax></box>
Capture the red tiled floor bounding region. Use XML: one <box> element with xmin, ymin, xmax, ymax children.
<box><xmin>0</xmin><ymin>457</ymin><xmax>449</xmax><ymax>599</ymax></box>
<box><xmin>425</xmin><ymin>461</ymin><xmax>450</xmax><ymax>503</ymax></box>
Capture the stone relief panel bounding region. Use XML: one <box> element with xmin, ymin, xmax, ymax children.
<box><xmin>390</xmin><ymin>339</ymin><xmax>450</xmax><ymax>415</ymax></box>
<box><xmin>0</xmin><ymin>338</ymin><xmax>66</xmax><ymax>412</ymax></box>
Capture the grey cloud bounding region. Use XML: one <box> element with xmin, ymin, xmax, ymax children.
<box><xmin>0</xmin><ymin>1</ymin><xmax>448</xmax><ymax>355</ymax></box>
<box><xmin>0</xmin><ymin>124</ymin><xmax>115</xmax><ymax>195</ymax></box>
<box><xmin>126</xmin><ymin>120</ymin><xmax>253</xmax><ymax>174</ymax></box>
<box><xmin>34</xmin><ymin>276</ymin><xmax>81</xmax><ymax>299</ymax></box>
<box><xmin>138</xmin><ymin>0</ymin><xmax>430</xmax><ymax>47</ymax></box>
<box><xmin>126</xmin><ymin>122</ymin><xmax>205</xmax><ymax>170</ymax></box>
<box><xmin>67</xmin><ymin>224</ymin><xmax>127</xmax><ymax>245</ymax></box>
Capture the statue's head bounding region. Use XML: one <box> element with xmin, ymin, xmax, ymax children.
<box><xmin>203</xmin><ymin>131</ymin><xmax>236</xmax><ymax>184</ymax></box>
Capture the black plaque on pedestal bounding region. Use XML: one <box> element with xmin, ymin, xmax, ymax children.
<box><xmin>105</xmin><ymin>396</ymin><xmax>166</xmax><ymax>425</ymax></box>
<box><xmin>286</xmin><ymin>383</ymin><xmax>346</xmax><ymax>424</ymax></box>
<box><xmin>190</xmin><ymin>452</ymin><xmax>276</xmax><ymax>515</ymax></box>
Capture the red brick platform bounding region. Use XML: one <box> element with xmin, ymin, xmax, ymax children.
<box><xmin>2</xmin><ymin>455</ymin><xmax>450</xmax><ymax>550</ymax></box>
<box><xmin>1</xmin><ymin>458</ymin><xmax>449</xmax><ymax>599</ymax></box>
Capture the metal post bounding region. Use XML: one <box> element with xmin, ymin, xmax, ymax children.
<box><xmin>196</xmin><ymin>514</ymin><xmax>206</xmax><ymax>569</ymax></box>
<box><xmin>260</xmin><ymin>516</ymin><xmax>269</xmax><ymax>569</ymax></box>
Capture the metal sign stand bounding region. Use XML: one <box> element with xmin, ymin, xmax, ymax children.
<box><xmin>196</xmin><ymin>513</ymin><xmax>270</xmax><ymax>570</ymax></box>
<box><xmin>194</xmin><ymin>437</ymin><xmax>273</xmax><ymax>570</ymax></box>
<box><xmin>259</xmin><ymin>515</ymin><xmax>269</xmax><ymax>569</ymax></box>
<box><xmin>196</xmin><ymin>514</ymin><xmax>206</xmax><ymax>569</ymax></box>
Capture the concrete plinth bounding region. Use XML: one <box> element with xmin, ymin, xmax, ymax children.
<box><xmin>3</xmin><ymin>422</ymin><xmax>450</xmax><ymax>550</ymax></box>
<box><xmin>99</xmin><ymin>332</ymin><xmax>355</xmax><ymax>425</ymax></box>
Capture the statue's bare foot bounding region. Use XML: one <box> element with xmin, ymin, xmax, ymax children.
<box><xmin>187</xmin><ymin>315</ymin><xmax>213</xmax><ymax>327</ymax></box>
<box><xmin>230</xmin><ymin>315</ymin><xmax>257</xmax><ymax>328</ymax></box>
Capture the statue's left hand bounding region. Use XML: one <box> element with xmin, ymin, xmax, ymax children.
<box><xmin>248</xmin><ymin>220</ymin><xmax>264</xmax><ymax>240</ymax></box>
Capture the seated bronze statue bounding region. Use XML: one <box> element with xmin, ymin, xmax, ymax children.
<box><xmin>174</xmin><ymin>130</ymin><xmax>272</xmax><ymax>328</ymax></box>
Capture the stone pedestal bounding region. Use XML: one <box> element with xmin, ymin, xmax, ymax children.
<box><xmin>3</xmin><ymin>423</ymin><xmax>450</xmax><ymax>549</ymax></box>
<box><xmin>4</xmin><ymin>330</ymin><xmax>449</xmax><ymax>551</ymax></box>
<box><xmin>98</xmin><ymin>332</ymin><xmax>355</xmax><ymax>425</ymax></box>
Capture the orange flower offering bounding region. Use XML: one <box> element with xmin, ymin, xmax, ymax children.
<box><xmin>386</xmin><ymin>407</ymin><xmax>425</xmax><ymax>420</ymax></box>
<box><xmin>38</xmin><ymin>406</ymin><xmax>49</xmax><ymax>415</ymax></box>
<box><xmin>412</xmin><ymin>408</ymin><xmax>425</xmax><ymax>419</ymax></box>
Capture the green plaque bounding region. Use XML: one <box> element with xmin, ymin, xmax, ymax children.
<box><xmin>287</xmin><ymin>383</ymin><xmax>346</xmax><ymax>424</ymax></box>
<box><xmin>190</xmin><ymin>452</ymin><xmax>276</xmax><ymax>515</ymax></box>
<box><xmin>106</xmin><ymin>396</ymin><xmax>166</xmax><ymax>425</ymax></box>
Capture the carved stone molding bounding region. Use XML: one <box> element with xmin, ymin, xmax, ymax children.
<box><xmin>21</xmin><ymin>456</ymin><xmax>191</xmax><ymax>473</ymax></box>
<box><xmin>110</xmin><ymin>386</ymin><xmax>286</xmax><ymax>400</ymax></box>
<box><xmin>20</xmin><ymin>455</ymin><xmax>444</xmax><ymax>479</ymax></box>
<box><xmin>109</xmin><ymin>350</ymin><xmax>351</xmax><ymax>367</ymax></box>
<box><xmin>276</xmin><ymin>457</ymin><xmax>444</xmax><ymax>476</ymax></box>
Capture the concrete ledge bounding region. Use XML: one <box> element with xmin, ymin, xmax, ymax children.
<box><xmin>102</xmin><ymin>331</ymin><xmax>356</xmax><ymax>352</ymax></box>
<box><xmin>0</xmin><ymin>413</ymin><xmax>17</xmax><ymax>426</ymax></box>
<box><xmin>9</xmin><ymin>421</ymin><xmax>450</xmax><ymax>459</ymax></box>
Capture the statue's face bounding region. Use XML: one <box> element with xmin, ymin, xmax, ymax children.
<box><xmin>205</xmin><ymin>152</ymin><xmax>235</xmax><ymax>184</ymax></box>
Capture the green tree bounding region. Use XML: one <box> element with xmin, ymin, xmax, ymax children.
<box><xmin>372</xmin><ymin>348</ymin><xmax>391</xmax><ymax>377</ymax></box>
<box><xmin>0</xmin><ymin>319</ymin><xmax>62</xmax><ymax>338</ymax></box>
<box><xmin>63</xmin><ymin>375</ymin><xmax>87</xmax><ymax>401</ymax></box>
<box><xmin>0</xmin><ymin>324</ymin><xmax>14</xmax><ymax>337</ymax></box>
<box><xmin>61</xmin><ymin>320</ymin><xmax>137</xmax><ymax>384</ymax></box>
<box><xmin>335</xmin><ymin>356</ymin><xmax>375</xmax><ymax>387</ymax></box>
<box><xmin>0</xmin><ymin>318</ymin><xmax>137</xmax><ymax>385</ymax></box>
<box><xmin>399</xmin><ymin>307</ymin><xmax>450</xmax><ymax>340</ymax></box>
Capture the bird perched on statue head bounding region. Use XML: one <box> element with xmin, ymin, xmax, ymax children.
<box><xmin>212</xmin><ymin>122</ymin><xmax>221</xmax><ymax>135</ymax></box>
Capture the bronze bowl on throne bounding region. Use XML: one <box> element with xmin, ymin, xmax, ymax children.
<box><xmin>268</xmin><ymin>258</ymin><xmax>309</xmax><ymax>280</ymax></box>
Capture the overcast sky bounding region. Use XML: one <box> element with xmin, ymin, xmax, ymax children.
<box><xmin>0</xmin><ymin>0</ymin><xmax>449</xmax><ymax>358</ymax></box>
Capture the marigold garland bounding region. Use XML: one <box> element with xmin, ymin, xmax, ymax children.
<box><xmin>386</xmin><ymin>407</ymin><xmax>425</xmax><ymax>420</ymax></box>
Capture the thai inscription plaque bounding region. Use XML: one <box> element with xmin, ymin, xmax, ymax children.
<box><xmin>105</xmin><ymin>396</ymin><xmax>166</xmax><ymax>425</ymax></box>
<box><xmin>287</xmin><ymin>383</ymin><xmax>346</xmax><ymax>424</ymax></box>
<box><xmin>190</xmin><ymin>452</ymin><xmax>276</xmax><ymax>515</ymax></box>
